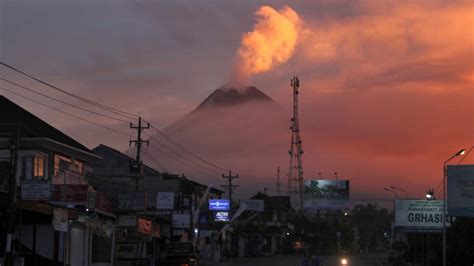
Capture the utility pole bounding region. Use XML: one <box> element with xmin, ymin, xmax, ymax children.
<box><xmin>4</xmin><ymin>123</ymin><xmax>20</xmax><ymax>266</ymax></box>
<box><xmin>287</xmin><ymin>76</ymin><xmax>304</xmax><ymax>210</ymax></box>
<box><xmin>276</xmin><ymin>166</ymin><xmax>281</xmax><ymax>195</ymax></box>
<box><xmin>221</xmin><ymin>171</ymin><xmax>239</xmax><ymax>213</ymax></box>
<box><xmin>129</xmin><ymin>117</ymin><xmax>149</xmax><ymax>188</ymax></box>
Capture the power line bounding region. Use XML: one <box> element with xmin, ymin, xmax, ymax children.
<box><xmin>148</xmin><ymin>124</ymin><xmax>229</xmax><ymax>172</ymax></box>
<box><xmin>0</xmin><ymin>77</ymin><xmax>130</xmax><ymax>123</ymax></box>
<box><xmin>0</xmin><ymin>61</ymin><xmax>138</xmax><ymax>120</ymax></box>
<box><xmin>142</xmin><ymin>149</ymin><xmax>167</xmax><ymax>173</ymax></box>
<box><xmin>0</xmin><ymin>86</ymin><xmax>130</xmax><ymax>138</ymax></box>
<box><xmin>145</xmin><ymin>132</ymin><xmax>222</xmax><ymax>175</ymax></box>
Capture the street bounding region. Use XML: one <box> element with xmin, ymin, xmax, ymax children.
<box><xmin>208</xmin><ymin>253</ymin><xmax>388</xmax><ymax>266</ymax></box>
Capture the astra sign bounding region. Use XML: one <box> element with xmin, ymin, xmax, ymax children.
<box><xmin>209</xmin><ymin>199</ymin><xmax>230</xmax><ymax>211</ymax></box>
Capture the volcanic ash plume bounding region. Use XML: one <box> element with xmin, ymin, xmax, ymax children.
<box><xmin>231</xmin><ymin>5</ymin><xmax>301</xmax><ymax>83</ymax></box>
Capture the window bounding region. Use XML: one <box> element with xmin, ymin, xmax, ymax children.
<box><xmin>33</xmin><ymin>156</ymin><xmax>45</xmax><ymax>179</ymax></box>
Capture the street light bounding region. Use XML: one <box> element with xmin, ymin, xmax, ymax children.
<box><xmin>390</xmin><ymin>186</ymin><xmax>408</xmax><ymax>199</ymax></box>
<box><xmin>426</xmin><ymin>189</ymin><xmax>434</xmax><ymax>200</ymax></box>
<box><xmin>442</xmin><ymin>148</ymin><xmax>465</xmax><ymax>266</ymax></box>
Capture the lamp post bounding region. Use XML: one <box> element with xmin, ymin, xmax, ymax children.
<box><xmin>390</xmin><ymin>186</ymin><xmax>408</xmax><ymax>199</ymax></box>
<box><xmin>442</xmin><ymin>148</ymin><xmax>465</xmax><ymax>266</ymax></box>
<box><xmin>384</xmin><ymin>188</ymin><xmax>398</xmax><ymax>243</ymax></box>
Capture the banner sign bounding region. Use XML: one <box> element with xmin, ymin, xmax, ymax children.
<box><xmin>303</xmin><ymin>179</ymin><xmax>350</xmax><ymax>210</ymax></box>
<box><xmin>52</xmin><ymin>207</ymin><xmax>68</xmax><ymax>232</ymax></box>
<box><xmin>241</xmin><ymin>199</ymin><xmax>264</xmax><ymax>212</ymax></box>
<box><xmin>50</xmin><ymin>184</ymin><xmax>89</xmax><ymax>205</ymax></box>
<box><xmin>137</xmin><ymin>217</ymin><xmax>153</xmax><ymax>235</ymax></box>
<box><xmin>95</xmin><ymin>192</ymin><xmax>114</xmax><ymax>215</ymax></box>
<box><xmin>156</xmin><ymin>192</ymin><xmax>175</xmax><ymax>210</ymax></box>
<box><xmin>117</xmin><ymin>193</ymin><xmax>146</xmax><ymax>211</ymax></box>
<box><xmin>395</xmin><ymin>200</ymin><xmax>445</xmax><ymax>231</ymax></box>
<box><xmin>447</xmin><ymin>165</ymin><xmax>474</xmax><ymax>217</ymax></box>
<box><xmin>215</xmin><ymin>211</ymin><xmax>229</xmax><ymax>222</ymax></box>
<box><xmin>209</xmin><ymin>199</ymin><xmax>230</xmax><ymax>211</ymax></box>
<box><xmin>21</xmin><ymin>180</ymin><xmax>51</xmax><ymax>200</ymax></box>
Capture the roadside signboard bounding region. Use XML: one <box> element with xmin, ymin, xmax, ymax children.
<box><xmin>156</xmin><ymin>192</ymin><xmax>175</xmax><ymax>210</ymax></box>
<box><xmin>447</xmin><ymin>165</ymin><xmax>474</xmax><ymax>217</ymax></box>
<box><xmin>21</xmin><ymin>180</ymin><xmax>51</xmax><ymax>200</ymax></box>
<box><xmin>209</xmin><ymin>199</ymin><xmax>230</xmax><ymax>211</ymax></box>
<box><xmin>395</xmin><ymin>200</ymin><xmax>445</xmax><ymax>232</ymax></box>
<box><xmin>241</xmin><ymin>199</ymin><xmax>264</xmax><ymax>212</ymax></box>
<box><xmin>172</xmin><ymin>213</ymin><xmax>191</xmax><ymax>228</ymax></box>
<box><xmin>303</xmin><ymin>179</ymin><xmax>350</xmax><ymax>210</ymax></box>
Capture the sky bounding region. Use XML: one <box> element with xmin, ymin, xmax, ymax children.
<box><xmin>0</xmin><ymin>0</ymin><xmax>473</xmax><ymax>201</ymax></box>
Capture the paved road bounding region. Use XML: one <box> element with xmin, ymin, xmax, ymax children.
<box><xmin>207</xmin><ymin>253</ymin><xmax>388</xmax><ymax>266</ymax></box>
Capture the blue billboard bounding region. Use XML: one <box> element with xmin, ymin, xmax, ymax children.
<box><xmin>209</xmin><ymin>199</ymin><xmax>230</xmax><ymax>211</ymax></box>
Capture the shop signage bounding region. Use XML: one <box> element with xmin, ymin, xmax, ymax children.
<box><xmin>137</xmin><ymin>217</ymin><xmax>153</xmax><ymax>235</ymax></box>
<box><xmin>241</xmin><ymin>199</ymin><xmax>264</xmax><ymax>212</ymax></box>
<box><xmin>172</xmin><ymin>213</ymin><xmax>191</xmax><ymax>228</ymax></box>
<box><xmin>209</xmin><ymin>199</ymin><xmax>230</xmax><ymax>211</ymax></box>
<box><xmin>52</xmin><ymin>207</ymin><xmax>68</xmax><ymax>232</ymax></box>
<box><xmin>156</xmin><ymin>192</ymin><xmax>175</xmax><ymax>210</ymax></box>
<box><xmin>118</xmin><ymin>215</ymin><xmax>136</xmax><ymax>227</ymax></box>
<box><xmin>115</xmin><ymin>243</ymin><xmax>138</xmax><ymax>259</ymax></box>
<box><xmin>21</xmin><ymin>180</ymin><xmax>51</xmax><ymax>200</ymax></box>
<box><xmin>50</xmin><ymin>184</ymin><xmax>88</xmax><ymax>205</ymax></box>
<box><xmin>215</xmin><ymin>211</ymin><xmax>229</xmax><ymax>222</ymax></box>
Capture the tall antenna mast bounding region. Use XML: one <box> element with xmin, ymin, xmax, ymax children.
<box><xmin>276</xmin><ymin>166</ymin><xmax>281</xmax><ymax>195</ymax></box>
<box><xmin>287</xmin><ymin>76</ymin><xmax>304</xmax><ymax>210</ymax></box>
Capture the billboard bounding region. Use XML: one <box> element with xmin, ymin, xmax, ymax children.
<box><xmin>303</xmin><ymin>179</ymin><xmax>349</xmax><ymax>210</ymax></box>
<box><xmin>50</xmin><ymin>184</ymin><xmax>89</xmax><ymax>205</ymax></box>
<box><xmin>209</xmin><ymin>199</ymin><xmax>230</xmax><ymax>211</ymax></box>
<box><xmin>447</xmin><ymin>165</ymin><xmax>474</xmax><ymax>217</ymax></box>
<box><xmin>395</xmin><ymin>200</ymin><xmax>445</xmax><ymax>232</ymax></box>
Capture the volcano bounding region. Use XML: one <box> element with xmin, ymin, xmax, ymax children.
<box><xmin>196</xmin><ymin>86</ymin><xmax>274</xmax><ymax>110</ymax></box>
<box><xmin>144</xmin><ymin>85</ymin><xmax>288</xmax><ymax>195</ymax></box>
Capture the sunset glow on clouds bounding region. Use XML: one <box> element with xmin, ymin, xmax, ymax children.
<box><xmin>1</xmin><ymin>1</ymin><xmax>472</xmax><ymax>199</ymax></box>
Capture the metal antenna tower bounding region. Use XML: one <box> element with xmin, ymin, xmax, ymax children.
<box><xmin>276</xmin><ymin>166</ymin><xmax>281</xmax><ymax>195</ymax></box>
<box><xmin>287</xmin><ymin>76</ymin><xmax>304</xmax><ymax>210</ymax></box>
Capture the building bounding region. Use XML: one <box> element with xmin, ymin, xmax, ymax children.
<box><xmin>0</xmin><ymin>95</ymin><xmax>115</xmax><ymax>266</ymax></box>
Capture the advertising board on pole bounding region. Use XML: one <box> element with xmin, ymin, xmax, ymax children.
<box><xmin>395</xmin><ymin>200</ymin><xmax>445</xmax><ymax>232</ymax></box>
<box><xmin>447</xmin><ymin>164</ymin><xmax>474</xmax><ymax>217</ymax></box>
<box><xmin>303</xmin><ymin>179</ymin><xmax>350</xmax><ymax>210</ymax></box>
<box><xmin>209</xmin><ymin>199</ymin><xmax>230</xmax><ymax>211</ymax></box>
<box><xmin>156</xmin><ymin>192</ymin><xmax>175</xmax><ymax>210</ymax></box>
